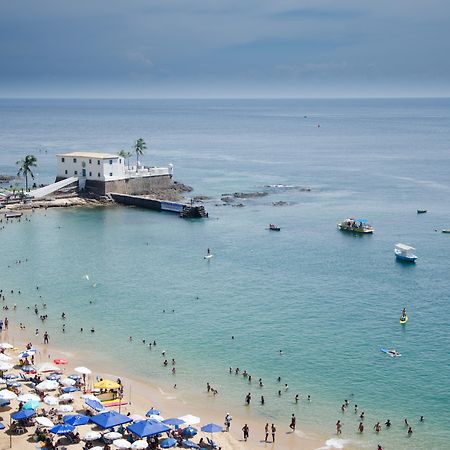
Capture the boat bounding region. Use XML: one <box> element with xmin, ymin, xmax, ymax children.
<box><xmin>400</xmin><ymin>315</ymin><xmax>408</xmax><ymax>324</ymax></box>
<box><xmin>269</xmin><ymin>224</ymin><xmax>281</xmax><ymax>231</ymax></box>
<box><xmin>442</xmin><ymin>230</ymin><xmax>450</xmax><ymax>234</ymax></box>
<box><xmin>380</xmin><ymin>348</ymin><xmax>402</xmax><ymax>358</ymax></box>
<box><xmin>5</xmin><ymin>211</ymin><xmax>22</xmax><ymax>219</ymax></box>
<box><xmin>417</xmin><ymin>209</ymin><xmax>427</xmax><ymax>214</ymax></box>
<box><xmin>337</xmin><ymin>218</ymin><xmax>374</xmax><ymax>234</ymax></box>
<box><xmin>394</xmin><ymin>243</ymin><xmax>417</xmax><ymax>262</ymax></box>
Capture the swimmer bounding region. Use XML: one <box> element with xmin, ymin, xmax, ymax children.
<box><xmin>358</xmin><ymin>422</ymin><xmax>364</xmax><ymax>433</ymax></box>
<box><xmin>295</xmin><ymin>394</ymin><xmax>299</xmax><ymax>403</ymax></box>
<box><xmin>385</xmin><ymin>419</ymin><xmax>391</xmax><ymax>428</ymax></box>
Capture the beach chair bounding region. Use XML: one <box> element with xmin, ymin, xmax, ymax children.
<box><xmin>206</xmin><ymin>437</ymin><xmax>220</xmax><ymax>449</ymax></box>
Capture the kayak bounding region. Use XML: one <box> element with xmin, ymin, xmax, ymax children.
<box><xmin>400</xmin><ymin>315</ymin><xmax>408</xmax><ymax>324</ymax></box>
<box><xmin>380</xmin><ymin>348</ymin><xmax>401</xmax><ymax>357</ymax></box>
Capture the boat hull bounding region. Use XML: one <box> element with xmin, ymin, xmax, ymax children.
<box><xmin>337</xmin><ymin>225</ymin><xmax>373</xmax><ymax>234</ymax></box>
<box><xmin>395</xmin><ymin>251</ymin><xmax>417</xmax><ymax>262</ymax></box>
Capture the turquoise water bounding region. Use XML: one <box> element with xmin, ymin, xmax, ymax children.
<box><xmin>1</xmin><ymin>99</ymin><xmax>450</xmax><ymax>449</ymax></box>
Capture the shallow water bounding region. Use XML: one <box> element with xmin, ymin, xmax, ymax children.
<box><xmin>1</xmin><ymin>98</ymin><xmax>450</xmax><ymax>449</ymax></box>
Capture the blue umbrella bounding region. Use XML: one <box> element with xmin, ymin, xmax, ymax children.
<box><xmin>64</xmin><ymin>414</ymin><xmax>90</xmax><ymax>426</ymax></box>
<box><xmin>90</xmin><ymin>411</ymin><xmax>132</xmax><ymax>429</ymax></box>
<box><xmin>62</xmin><ymin>386</ymin><xmax>78</xmax><ymax>393</ymax></box>
<box><xmin>146</xmin><ymin>408</ymin><xmax>160</xmax><ymax>416</ymax></box>
<box><xmin>182</xmin><ymin>427</ymin><xmax>198</xmax><ymax>438</ymax></box>
<box><xmin>4</xmin><ymin>374</ymin><xmax>17</xmax><ymax>380</ymax></box>
<box><xmin>182</xmin><ymin>440</ymin><xmax>200</xmax><ymax>449</ymax></box>
<box><xmin>126</xmin><ymin>420</ymin><xmax>170</xmax><ymax>438</ymax></box>
<box><xmin>84</xmin><ymin>398</ymin><xmax>105</xmax><ymax>412</ymax></box>
<box><xmin>11</xmin><ymin>409</ymin><xmax>35</xmax><ymax>420</ymax></box>
<box><xmin>162</xmin><ymin>418</ymin><xmax>185</xmax><ymax>427</ymax></box>
<box><xmin>68</xmin><ymin>374</ymin><xmax>81</xmax><ymax>380</ymax></box>
<box><xmin>0</xmin><ymin>423</ymin><xmax>5</xmax><ymax>430</ymax></box>
<box><xmin>0</xmin><ymin>400</ymin><xmax>10</xmax><ymax>407</ymax></box>
<box><xmin>21</xmin><ymin>365</ymin><xmax>36</xmax><ymax>373</ymax></box>
<box><xmin>160</xmin><ymin>437</ymin><xmax>177</xmax><ymax>448</ymax></box>
<box><xmin>47</xmin><ymin>374</ymin><xmax>61</xmax><ymax>381</ymax></box>
<box><xmin>201</xmin><ymin>423</ymin><xmax>223</xmax><ymax>433</ymax></box>
<box><xmin>23</xmin><ymin>400</ymin><xmax>40</xmax><ymax>410</ymax></box>
<box><xmin>49</xmin><ymin>424</ymin><xmax>75</xmax><ymax>435</ymax></box>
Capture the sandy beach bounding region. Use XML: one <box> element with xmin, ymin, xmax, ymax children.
<box><xmin>0</xmin><ymin>320</ymin><xmax>331</xmax><ymax>450</ymax></box>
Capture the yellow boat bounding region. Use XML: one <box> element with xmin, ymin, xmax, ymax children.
<box><xmin>400</xmin><ymin>315</ymin><xmax>408</xmax><ymax>324</ymax></box>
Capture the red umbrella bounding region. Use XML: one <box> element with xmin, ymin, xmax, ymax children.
<box><xmin>54</xmin><ymin>358</ymin><xmax>68</xmax><ymax>365</ymax></box>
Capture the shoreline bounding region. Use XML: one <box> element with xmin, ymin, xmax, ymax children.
<box><xmin>1</xmin><ymin>319</ymin><xmax>331</xmax><ymax>450</ymax></box>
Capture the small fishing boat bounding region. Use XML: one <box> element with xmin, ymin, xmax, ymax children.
<box><xmin>400</xmin><ymin>315</ymin><xmax>408</xmax><ymax>324</ymax></box>
<box><xmin>5</xmin><ymin>211</ymin><xmax>22</xmax><ymax>219</ymax></box>
<box><xmin>269</xmin><ymin>224</ymin><xmax>281</xmax><ymax>231</ymax></box>
<box><xmin>337</xmin><ymin>218</ymin><xmax>374</xmax><ymax>234</ymax></box>
<box><xmin>417</xmin><ymin>209</ymin><xmax>427</xmax><ymax>214</ymax></box>
<box><xmin>394</xmin><ymin>243</ymin><xmax>417</xmax><ymax>262</ymax></box>
<box><xmin>442</xmin><ymin>230</ymin><xmax>450</xmax><ymax>234</ymax></box>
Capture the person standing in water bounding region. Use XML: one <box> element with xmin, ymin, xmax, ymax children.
<box><xmin>289</xmin><ymin>414</ymin><xmax>296</xmax><ymax>431</ymax></box>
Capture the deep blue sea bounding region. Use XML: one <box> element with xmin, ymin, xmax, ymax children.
<box><xmin>1</xmin><ymin>98</ymin><xmax>450</xmax><ymax>449</ymax></box>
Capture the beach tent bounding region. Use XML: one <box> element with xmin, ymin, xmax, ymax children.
<box><xmin>90</xmin><ymin>410</ymin><xmax>132</xmax><ymax>429</ymax></box>
<box><xmin>201</xmin><ymin>423</ymin><xmax>223</xmax><ymax>433</ymax></box>
<box><xmin>64</xmin><ymin>414</ymin><xmax>90</xmax><ymax>426</ymax></box>
<box><xmin>11</xmin><ymin>409</ymin><xmax>35</xmax><ymax>420</ymax></box>
<box><xmin>126</xmin><ymin>419</ymin><xmax>170</xmax><ymax>438</ymax></box>
<box><xmin>49</xmin><ymin>424</ymin><xmax>75</xmax><ymax>435</ymax></box>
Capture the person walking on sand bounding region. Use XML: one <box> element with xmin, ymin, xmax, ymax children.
<box><xmin>289</xmin><ymin>414</ymin><xmax>296</xmax><ymax>431</ymax></box>
<box><xmin>264</xmin><ymin>423</ymin><xmax>269</xmax><ymax>442</ymax></box>
<box><xmin>224</xmin><ymin>414</ymin><xmax>232</xmax><ymax>432</ymax></box>
<box><xmin>242</xmin><ymin>424</ymin><xmax>249</xmax><ymax>442</ymax></box>
<box><xmin>271</xmin><ymin>423</ymin><xmax>276</xmax><ymax>442</ymax></box>
<box><xmin>336</xmin><ymin>420</ymin><xmax>342</xmax><ymax>435</ymax></box>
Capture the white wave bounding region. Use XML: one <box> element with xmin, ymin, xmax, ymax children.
<box><xmin>316</xmin><ymin>438</ymin><xmax>353</xmax><ymax>449</ymax></box>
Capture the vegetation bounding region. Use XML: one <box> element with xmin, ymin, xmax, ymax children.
<box><xmin>16</xmin><ymin>154</ymin><xmax>37</xmax><ymax>191</ymax></box>
<box><xmin>118</xmin><ymin>149</ymin><xmax>133</xmax><ymax>168</ymax></box>
<box><xmin>134</xmin><ymin>138</ymin><xmax>147</xmax><ymax>172</ymax></box>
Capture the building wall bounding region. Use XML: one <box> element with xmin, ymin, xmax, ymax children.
<box><xmin>56</xmin><ymin>156</ymin><xmax>124</xmax><ymax>181</ymax></box>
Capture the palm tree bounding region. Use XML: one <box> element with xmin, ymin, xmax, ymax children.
<box><xmin>134</xmin><ymin>138</ymin><xmax>147</xmax><ymax>172</ymax></box>
<box><xmin>118</xmin><ymin>149</ymin><xmax>132</xmax><ymax>169</ymax></box>
<box><xmin>16</xmin><ymin>154</ymin><xmax>37</xmax><ymax>191</ymax></box>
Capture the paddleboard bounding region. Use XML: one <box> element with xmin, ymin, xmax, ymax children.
<box><xmin>400</xmin><ymin>315</ymin><xmax>408</xmax><ymax>324</ymax></box>
<box><xmin>380</xmin><ymin>348</ymin><xmax>401</xmax><ymax>357</ymax></box>
<box><xmin>204</xmin><ymin>254</ymin><xmax>213</xmax><ymax>259</ymax></box>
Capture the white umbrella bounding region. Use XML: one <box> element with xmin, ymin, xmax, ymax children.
<box><xmin>57</xmin><ymin>404</ymin><xmax>73</xmax><ymax>413</ymax></box>
<box><xmin>0</xmin><ymin>354</ymin><xmax>12</xmax><ymax>362</ymax></box>
<box><xmin>59</xmin><ymin>377</ymin><xmax>76</xmax><ymax>387</ymax></box>
<box><xmin>147</xmin><ymin>414</ymin><xmax>164</xmax><ymax>422</ymax></box>
<box><xmin>84</xmin><ymin>431</ymin><xmax>102</xmax><ymax>441</ymax></box>
<box><xmin>178</xmin><ymin>414</ymin><xmax>200</xmax><ymax>425</ymax></box>
<box><xmin>81</xmin><ymin>393</ymin><xmax>98</xmax><ymax>401</ymax></box>
<box><xmin>130</xmin><ymin>414</ymin><xmax>145</xmax><ymax>422</ymax></box>
<box><xmin>0</xmin><ymin>378</ymin><xmax>7</xmax><ymax>384</ymax></box>
<box><xmin>36</xmin><ymin>380</ymin><xmax>59</xmax><ymax>391</ymax></box>
<box><xmin>17</xmin><ymin>393</ymin><xmax>40</xmax><ymax>402</ymax></box>
<box><xmin>0</xmin><ymin>343</ymin><xmax>13</xmax><ymax>349</ymax></box>
<box><xmin>131</xmin><ymin>440</ymin><xmax>148</xmax><ymax>450</ymax></box>
<box><xmin>35</xmin><ymin>416</ymin><xmax>54</xmax><ymax>428</ymax></box>
<box><xmin>104</xmin><ymin>431</ymin><xmax>122</xmax><ymax>440</ymax></box>
<box><xmin>58</xmin><ymin>393</ymin><xmax>74</xmax><ymax>402</ymax></box>
<box><xmin>113</xmin><ymin>439</ymin><xmax>132</xmax><ymax>449</ymax></box>
<box><xmin>0</xmin><ymin>389</ymin><xmax>17</xmax><ymax>400</ymax></box>
<box><xmin>75</xmin><ymin>366</ymin><xmax>92</xmax><ymax>375</ymax></box>
<box><xmin>91</xmin><ymin>447</ymin><xmax>105</xmax><ymax>450</ymax></box>
<box><xmin>36</xmin><ymin>362</ymin><xmax>60</xmax><ymax>373</ymax></box>
<box><xmin>43</xmin><ymin>395</ymin><xmax>59</xmax><ymax>406</ymax></box>
<box><xmin>0</xmin><ymin>362</ymin><xmax>13</xmax><ymax>371</ymax></box>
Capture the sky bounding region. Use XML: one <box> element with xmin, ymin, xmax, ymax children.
<box><xmin>0</xmin><ymin>0</ymin><xmax>449</xmax><ymax>98</ymax></box>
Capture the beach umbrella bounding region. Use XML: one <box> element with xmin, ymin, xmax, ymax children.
<box><xmin>68</xmin><ymin>374</ymin><xmax>82</xmax><ymax>380</ymax></box>
<box><xmin>90</xmin><ymin>410</ymin><xmax>132</xmax><ymax>429</ymax></box>
<box><xmin>35</xmin><ymin>416</ymin><xmax>55</xmax><ymax>428</ymax></box>
<box><xmin>6</xmin><ymin>381</ymin><xmax>20</xmax><ymax>388</ymax></box>
<box><xmin>60</xmin><ymin>377</ymin><xmax>76</xmax><ymax>386</ymax></box>
<box><xmin>3</xmin><ymin>374</ymin><xmax>17</xmax><ymax>380</ymax></box>
<box><xmin>36</xmin><ymin>380</ymin><xmax>59</xmax><ymax>391</ymax></box>
<box><xmin>23</xmin><ymin>400</ymin><xmax>41</xmax><ymax>410</ymax></box>
<box><xmin>17</xmin><ymin>351</ymin><xmax>33</xmax><ymax>358</ymax></box>
<box><xmin>59</xmin><ymin>393</ymin><xmax>74</xmax><ymax>402</ymax></box>
<box><xmin>181</xmin><ymin>426</ymin><xmax>197</xmax><ymax>438</ymax></box>
<box><xmin>126</xmin><ymin>420</ymin><xmax>170</xmax><ymax>438</ymax></box>
<box><xmin>17</xmin><ymin>393</ymin><xmax>40</xmax><ymax>403</ymax></box>
<box><xmin>11</xmin><ymin>409</ymin><xmax>35</xmax><ymax>420</ymax></box>
<box><xmin>131</xmin><ymin>440</ymin><xmax>148</xmax><ymax>450</ymax></box>
<box><xmin>113</xmin><ymin>439</ymin><xmax>132</xmax><ymax>449</ymax></box>
<box><xmin>181</xmin><ymin>440</ymin><xmax>200</xmax><ymax>449</ymax></box>
<box><xmin>47</xmin><ymin>373</ymin><xmax>61</xmax><ymax>381</ymax></box>
<box><xmin>84</xmin><ymin>398</ymin><xmax>105</xmax><ymax>412</ymax></box>
<box><xmin>74</xmin><ymin>366</ymin><xmax>92</xmax><ymax>375</ymax></box>
<box><xmin>146</xmin><ymin>414</ymin><xmax>164</xmax><ymax>422</ymax></box>
<box><xmin>54</xmin><ymin>358</ymin><xmax>68</xmax><ymax>365</ymax></box>
<box><xmin>0</xmin><ymin>354</ymin><xmax>12</xmax><ymax>362</ymax></box>
<box><xmin>0</xmin><ymin>389</ymin><xmax>17</xmax><ymax>401</ymax></box>
<box><xmin>62</xmin><ymin>386</ymin><xmax>78</xmax><ymax>393</ymax></box>
<box><xmin>94</xmin><ymin>379</ymin><xmax>120</xmax><ymax>390</ymax></box>
<box><xmin>83</xmin><ymin>430</ymin><xmax>102</xmax><ymax>441</ymax></box>
<box><xmin>179</xmin><ymin>415</ymin><xmax>200</xmax><ymax>426</ymax></box>
<box><xmin>0</xmin><ymin>362</ymin><xmax>13</xmax><ymax>371</ymax></box>
<box><xmin>130</xmin><ymin>414</ymin><xmax>146</xmax><ymax>422</ymax></box>
<box><xmin>146</xmin><ymin>408</ymin><xmax>160</xmax><ymax>416</ymax></box>
<box><xmin>37</xmin><ymin>362</ymin><xmax>60</xmax><ymax>373</ymax></box>
<box><xmin>201</xmin><ymin>423</ymin><xmax>223</xmax><ymax>433</ymax></box>
<box><xmin>0</xmin><ymin>423</ymin><xmax>4</xmax><ymax>430</ymax></box>
<box><xmin>160</xmin><ymin>438</ymin><xmax>177</xmax><ymax>448</ymax></box>
<box><xmin>58</xmin><ymin>404</ymin><xmax>74</xmax><ymax>413</ymax></box>
<box><xmin>163</xmin><ymin>418</ymin><xmax>185</xmax><ymax>427</ymax></box>
<box><xmin>64</xmin><ymin>414</ymin><xmax>90</xmax><ymax>426</ymax></box>
<box><xmin>21</xmin><ymin>364</ymin><xmax>36</xmax><ymax>373</ymax></box>
<box><xmin>0</xmin><ymin>378</ymin><xmax>6</xmax><ymax>384</ymax></box>
<box><xmin>81</xmin><ymin>393</ymin><xmax>98</xmax><ymax>401</ymax></box>
<box><xmin>43</xmin><ymin>395</ymin><xmax>59</xmax><ymax>406</ymax></box>
<box><xmin>0</xmin><ymin>343</ymin><xmax>13</xmax><ymax>349</ymax></box>
<box><xmin>104</xmin><ymin>431</ymin><xmax>122</xmax><ymax>440</ymax></box>
<box><xmin>49</xmin><ymin>424</ymin><xmax>75</xmax><ymax>435</ymax></box>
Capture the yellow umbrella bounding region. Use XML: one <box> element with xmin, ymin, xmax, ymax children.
<box><xmin>93</xmin><ymin>379</ymin><xmax>120</xmax><ymax>390</ymax></box>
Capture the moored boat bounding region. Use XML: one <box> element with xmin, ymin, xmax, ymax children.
<box><xmin>337</xmin><ymin>218</ymin><xmax>374</xmax><ymax>234</ymax></box>
<box><xmin>394</xmin><ymin>243</ymin><xmax>417</xmax><ymax>262</ymax></box>
<box><xmin>417</xmin><ymin>209</ymin><xmax>427</xmax><ymax>214</ymax></box>
<box><xmin>5</xmin><ymin>211</ymin><xmax>22</xmax><ymax>219</ymax></box>
<box><xmin>269</xmin><ymin>224</ymin><xmax>281</xmax><ymax>231</ymax></box>
<box><xmin>442</xmin><ymin>230</ymin><xmax>450</xmax><ymax>234</ymax></box>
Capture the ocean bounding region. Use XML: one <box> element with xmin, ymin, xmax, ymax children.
<box><xmin>1</xmin><ymin>98</ymin><xmax>450</xmax><ymax>449</ymax></box>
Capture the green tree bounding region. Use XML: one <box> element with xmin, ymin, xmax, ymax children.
<box><xmin>118</xmin><ymin>149</ymin><xmax>132</xmax><ymax>169</ymax></box>
<box><xmin>16</xmin><ymin>154</ymin><xmax>37</xmax><ymax>191</ymax></box>
<box><xmin>134</xmin><ymin>138</ymin><xmax>147</xmax><ymax>172</ymax></box>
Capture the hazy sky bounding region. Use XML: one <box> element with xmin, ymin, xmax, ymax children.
<box><xmin>1</xmin><ymin>0</ymin><xmax>449</xmax><ymax>97</ymax></box>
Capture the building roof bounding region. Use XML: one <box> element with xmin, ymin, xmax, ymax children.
<box><xmin>57</xmin><ymin>152</ymin><xmax>119</xmax><ymax>159</ymax></box>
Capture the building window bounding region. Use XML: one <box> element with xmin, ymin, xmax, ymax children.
<box><xmin>74</xmin><ymin>170</ymin><xmax>78</xmax><ymax>175</ymax></box>
<box><xmin>97</xmin><ymin>160</ymin><xmax>100</xmax><ymax>165</ymax></box>
<box><xmin>109</xmin><ymin>159</ymin><xmax>113</xmax><ymax>165</ymax></box>
<box><xmin>61</xmin><ymin>157</ymin><xmax>65</xmax><ymax>163</ymax></box>
<box><xmin>89</xmin><ymin>159</ymin><xmax>92</xmax><ymax>164</ymax></box>
<box><xmin>89</xmin><ymin>171</ymin><xmax>92</xmax><ymax>177</ymax></box>
<box><xmin>64</xmin><ymin>170</ymin><xmax>68</xmax><ymax>175</ymax></box>
<box><xmin>109</xmin><ymin>172</ymin><xmax>113</xmax><ymax>176</ymax></box>
<box><xmin>98</xmin><ymin>173</ymin><xmax>101</xmax><ymax>177</ymax></box>
<box><xmin>73</xmin><ymin>158</ymin><xmax>77</xmax><ymax>163</ymax></box>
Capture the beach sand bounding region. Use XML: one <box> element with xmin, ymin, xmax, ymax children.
<box><xmin>0</xmin><ymin>323</ymin><xmax>332</xmax><ymax>450</ymax></box>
